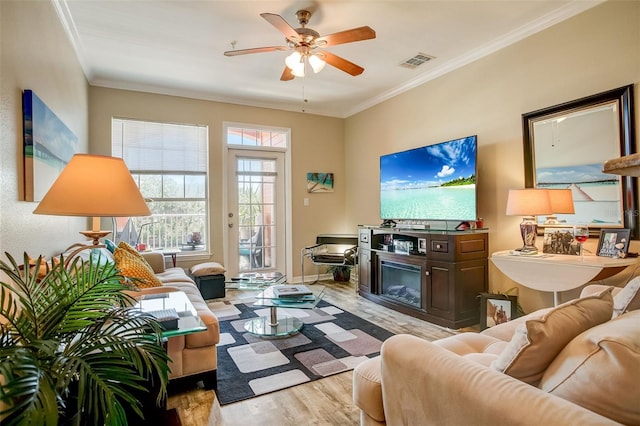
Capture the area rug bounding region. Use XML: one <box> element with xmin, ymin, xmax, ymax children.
<box><xmin>207</xmin><ymin>297</ymin><xmax>394</xmax><ymax>405</ymax></box>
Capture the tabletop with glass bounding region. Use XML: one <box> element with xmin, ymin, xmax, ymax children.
<box><xmin>133</xmin><ymin>290</ymin><xmax>207</xmax><ymax>338</ymax></box>
<box><xmin>224</xmin><ymin>271</ymin><xmax>287</xmax><ymax>290</ymax></box>
<box><xmin>245</xmin><ymin>284</ymin><xmax>326</xmax><ymax>337</ymax></box>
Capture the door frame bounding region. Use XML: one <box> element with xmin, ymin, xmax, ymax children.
<box><xmin>221</xmin><ymin>123</ymin><xmax>292</xmax><ymax>279</ymax></box>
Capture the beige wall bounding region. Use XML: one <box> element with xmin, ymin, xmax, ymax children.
<box><xmin>2</xmin><ymin>1</ymin><xmax>639</xmax><ymax>312</ymax></box>
<box><xmin>89</xmin><ymin>87</ymin><xmax>345</xmax><ymax>275</ymax></box>
<box><xmin>344</xmin><ymin>1</ymin><xmax>640</xmax><ymax>312</ymax></box>
<box><xmin>0</xmin><ymin>0</ymin><xmax>89</xmax><ymax>259</ymax></box>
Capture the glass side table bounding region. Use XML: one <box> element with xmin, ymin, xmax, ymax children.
<box><xmin>133</xmin><ymin>290</ymin><xmax>207</xmax><ymax>338</ymax></box>
<box><xmin>245</xmin><ymin>285</ymin><xmax>326</xmax><ymax>337</ymax></box>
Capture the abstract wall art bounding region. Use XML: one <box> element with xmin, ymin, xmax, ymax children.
<box><xmin>23</xmin><ymin>90</ymin><xmax>78</xmax><ymax>201</ymax></box>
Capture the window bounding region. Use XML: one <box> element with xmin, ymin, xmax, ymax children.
<box><xmin>112</xmin><ymin>118</ymin><xmax>208</xmax><ymax>253</ymax></box>
<box><xmin>226</xmin><ymin>125</ymin><xmax>288</xmax><ymax>148</ymax></box>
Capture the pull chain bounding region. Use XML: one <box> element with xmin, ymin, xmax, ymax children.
<box><xmin>302</xmin><ymin>82</ymin><xmax>308</xmax><ymax>112</ymax></box>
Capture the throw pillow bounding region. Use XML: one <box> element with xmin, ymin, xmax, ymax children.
<box><xmin>104</xmin><ymin>239</ymin><xmax>117</xmax><ymax>253</ymax></box>
<box><xmin>113</xmin><ymin>248</ymin><xmax>163</xmax><ymax>289</ymax></box>
<box><xmin>613</xmin><ymin>276</ymin><xmax>640</xmax><ymax>318</ymax></box>
<box><xmin>117</xmin><ymin>241</ymin><xmax>154</xmax><ymax>270</ymax></box>
<box><xmin>61</xmin><ymin>242</ymin><xmax>114</xmax><ymax>266</ymax></box>
<box><xmin>539</xmin><ymin>310</ymin><xmax>640</xmax><ymax>425</ymax></box>
<box><xmin>26</xmin><ymin>255</ymin><xmax>60</xmax><ymax>281</ymax></box>
<box><xmin>190</xmin><ymin>262</ymin><xmax>226</xmax><ymax>277</ymax></box>
<box><xmin>490</xmin><ymin>287</ymin><xmax>614</xmax><ymax>385</ymax></box>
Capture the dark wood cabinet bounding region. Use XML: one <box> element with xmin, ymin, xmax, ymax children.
<box><xmin>357</xmin><ymin>226</ymin><xmax>488</xmax><ymax>329</ymax></box>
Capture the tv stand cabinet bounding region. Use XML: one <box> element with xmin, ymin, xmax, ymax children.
<box><xmin>357</xmin><ymin>226</ymin><xmax>488</xmax><ymax>329</ymax></box>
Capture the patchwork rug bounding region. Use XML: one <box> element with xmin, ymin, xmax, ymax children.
<box><xmin>207</xmin><ymin>297</ymin><xmax>394</xmax><ymax>405</ymax></box>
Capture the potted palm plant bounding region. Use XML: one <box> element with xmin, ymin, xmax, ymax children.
<box><xmin>0</xmin><ymin>252</ymin><xmax>170</xmax><ymax>425</ymax></box>
<box><xmin>327</xmin><ymin>264</ymin><xmax>352</xmax><ymax>282</ymax></box>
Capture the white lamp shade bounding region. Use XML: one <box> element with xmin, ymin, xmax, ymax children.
<box><xmin>308</xmin><ymin>54</ymin><xmax>326</xmax><ymax>73</ymax></box>
<box><xmin>548</xmin><ymin>188</ymin><xmax>575</xmax><ymax>214</ymax></box>
<box><xmin>33</xmin><ymin>154</ymin><xmax>151</xmax><ymax>217</ymax></box>
<box><xmin>285</xmin><ymin>51</ymin><xmax>305</xmax><ymax>77</ymax></box>
<box><xmin>505</xmin><ymin>188</ymin><xmax>553</xmax><ymax>216</ymax></box>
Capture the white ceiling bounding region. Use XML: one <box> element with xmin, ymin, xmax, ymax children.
<box><xmin>55</xmin><ymin>0</ymin><xmax>603</xmax><ymax>118</ymax></box>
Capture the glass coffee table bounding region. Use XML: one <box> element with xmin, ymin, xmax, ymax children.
<box><xmin>225</xmin><ymin>271</ymin><xmax>286</xmax><ymax>290</ymax></box>
<box><xmin>245</xmin><ymin>284</ymin><xmax>326</xmax><ymax>337</ymax></box>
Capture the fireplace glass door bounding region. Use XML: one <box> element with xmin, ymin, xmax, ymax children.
<box><xmin>379</xmin><ymin>260</ymin><xmax>422</xmax><ymax>308</ymax></box>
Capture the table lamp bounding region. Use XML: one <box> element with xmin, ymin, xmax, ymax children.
<box><xmin>543</xmin><ymin>188</ymin><xmax>575</xmax><ymax>225</ymax></box>
<box><xmin>505</xmin><ymin>188</ymin><xmax>552</xmax><ymax>253</ymax></box>
<box><xmin>33</xmin><ymin>154</ymin><xmax>151</xmax><ymax>250</ymax></box>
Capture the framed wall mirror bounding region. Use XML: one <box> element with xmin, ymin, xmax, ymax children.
<box><xmin>523</xmin><ymin>85</ymin><xmax>637</xmax><ymax>239</ymax></box>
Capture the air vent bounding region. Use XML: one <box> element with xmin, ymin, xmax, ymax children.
<box><xmin>400</xmin><ymin>53</ymin><xmax>435</xmax><ymax>69</ymax></box>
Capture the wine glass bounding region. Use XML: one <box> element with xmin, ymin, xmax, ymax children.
<box><xmin>574</xmin><ymin>225</ymin><xmax>589</xmax><ymax>260</ymax></box>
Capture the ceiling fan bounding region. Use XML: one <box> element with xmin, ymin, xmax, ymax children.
<box><xmin>224</xmin><ymin>10</ymin><xmax>376</xmax><ymax>81</ymax></box>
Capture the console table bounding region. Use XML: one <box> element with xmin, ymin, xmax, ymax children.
<box><xmin>491</xmin><ymin>250</ymin><xmax>636</xmax><ymax>306</ymax></box>
<box><xmin>357</xmin><ymin>226</ymin><xmax>489</xmax><ymax>329</ymax></box>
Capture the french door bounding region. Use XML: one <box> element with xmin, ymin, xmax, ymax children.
<box><xmin>226</xmin><ymin>149</ymin><xmax>286</xmax><ymax>277</ymax></box>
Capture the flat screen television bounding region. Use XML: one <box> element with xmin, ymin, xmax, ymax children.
<box><xmin>380</xmin><ymin>135</ymin><xmax>478</xmax><ymax>222</ymax></box>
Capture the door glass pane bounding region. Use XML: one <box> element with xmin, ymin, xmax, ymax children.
<box><xmin>237</xmin><ymin>157</ymin><xmax>276</xmax><ymax>272</ymax></box>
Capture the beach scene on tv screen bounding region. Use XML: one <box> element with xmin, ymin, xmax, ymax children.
<box><xmin>380</xmin><ymin>136</ymin><xmax>477</xmax><ymax>221</ymax></box>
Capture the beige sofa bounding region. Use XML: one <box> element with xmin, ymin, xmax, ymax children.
<box><xmin>353</xmin><ymin>283</ymin><xmax>640</xmax><ymax>426</ymax></box>
<box><xmin>136</xmin><ymin>252</ymin><xmax>220</xmax><ymax>388</ymax></box>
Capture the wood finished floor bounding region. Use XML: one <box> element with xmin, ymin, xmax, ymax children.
<box><xmin>166</xmin><ymin>280</ymin><xmax>460</xmax><ymax>426</ymax></box>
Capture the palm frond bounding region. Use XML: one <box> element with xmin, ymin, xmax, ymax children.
<box><xmin>0</xmin><ymin>251</ymin><xmax>170</xmax><ymax>425</ymax></box>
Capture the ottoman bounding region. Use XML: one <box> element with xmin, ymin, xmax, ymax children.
<box><xmin>189</xmin><ymin>262</ymin><xmax>227</xmax><ymax>300</ymax></box>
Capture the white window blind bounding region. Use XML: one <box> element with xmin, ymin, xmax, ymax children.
<box><xmin>112</xmin><ymin>119</ymin><xmax>207</xmax><ymax>173</ymax></box>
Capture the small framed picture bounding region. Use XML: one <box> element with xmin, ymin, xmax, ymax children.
<box><xmin>417</xmin><ymin>238</ymin><xmax>427</xmax><ymax>254</ymax></box>
<box><xmin>542</xmin><ymin>227</ymin><xmax>579</xmax><ymax>255</ymax></box>
<box><xmin>479</xmin><ymin>293</ymin><xmax>518</xmax><ymax>330</ymax></box>
<box><xmin>596</xmin><ymin>228</ymin><xmax>630</xmax><ymax>258</ymax></box>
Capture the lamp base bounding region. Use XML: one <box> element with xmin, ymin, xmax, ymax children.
<box><xmin>79</xmin><ymin>230</ymin><xmax>111</xmax><ymax>246</ymax></box>
<box><xmin>519</xmin><ymin>217</ymin><xmax>538</xmax><ymax>253</ymax></box>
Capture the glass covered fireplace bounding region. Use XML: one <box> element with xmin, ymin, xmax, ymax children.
<box><xmin>380</xmin><ymin>260</ymin><xmax>422</xmax><ymax>308</ymax></box>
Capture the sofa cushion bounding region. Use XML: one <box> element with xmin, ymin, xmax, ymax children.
<box><xmin>539</xmin><ymin>310</ymin><xmax>640</xmax><ymax>425</ymax></box>
<box><xmin>157</xmin><ymin>268</ymin><xmax>197</xmax><ymax>284</ymax></box>
<box><xmin>490</xmin><ymin>287</ymin><xmax>613</xmax><ymax>385</ymax></box>
<box><xmin>481</xmin><ymin>307</ymin><xmax>553</xmax><ymax>342</ymax></box>
<box><xmin>352</xmin><ymin>356</ymin><xmax>385</xmax><ymax>423</ymax></box>
<box><xmin>613</xmin><ymin>276</ymin><xmax>640</xmax><ymax>318</ymax></box>
<box><xmin>114</xmin><ymin>248</ymin><xmax>163</xmax><ymax>288</ymax></box>
<box><xmin>434</xmin><ymin>333</ymin><xmax>506</xmax><ymax>357</ymax></box>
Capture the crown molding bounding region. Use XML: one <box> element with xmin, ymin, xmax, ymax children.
<box><xmin>343</xmin><ymin>0</ymin><xmax>605</xmax><ymax>118</ymax></box>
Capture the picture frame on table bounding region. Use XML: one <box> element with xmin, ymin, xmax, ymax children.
<box><xmin>542</xmin><ymin>227</ymin><xmax>578</xmax><ymax>255</ymax></box>
<box><xmin>479</xmin><ymin>293</ymin><xmax>518</xmax><ymax>331</ymax></box>
<box><xmin>596</xmin><ymin>228</ymin><xmax>630</xmax><ymax>258</ymax></box>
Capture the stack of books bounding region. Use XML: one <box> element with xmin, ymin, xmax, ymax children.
<box><xmin>273</xmin><ymin>284</ymin><xmax>314</xmax><ymax>300</ymax></box>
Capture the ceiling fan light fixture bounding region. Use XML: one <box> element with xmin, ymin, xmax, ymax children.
<box><xmin>285</xmin><ymin>51</ymin><xmax>302</xmax><ymax>68</ymax></box>
<box><xmin>309</xmin><ymin>54</ymin><xmax>326</xmax><ymax>73</ymax></box>
<box><xmin>285</xmin><ymin>51</ymin><xmax>306</xmax><ymax>77</ymax></box>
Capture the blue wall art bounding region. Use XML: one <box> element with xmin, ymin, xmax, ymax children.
<box><xmin>23</xmin><ymin>90</ymin><xmax>78</xmax><ymax>201</ymax></box>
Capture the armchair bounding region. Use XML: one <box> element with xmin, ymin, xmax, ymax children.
<box><xmin>301</xmin><ymin>234</ymin><xmax>357</xmax><ymax>284</ymax></box>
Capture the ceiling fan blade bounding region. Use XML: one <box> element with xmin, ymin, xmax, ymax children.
<box><xmin>280</xmin><ymin>67</ymin><xmax>294</xmax><ymax>81</ymax></box>
<box><xmin>260</xmin><ymin>13</ymin><xmax>300</xmax><ymax>42</ymax></box>
<box><xmin>224</xmin><ymin>46</ymin><xmax>288</xmax><ymax>56</ymax></box>
<box><xmin>316</xmin><ymin>26</ymin><xmax>376</xmax><ymax>47</ymax></box>
<box><xmin>321</xmin><ymin>51</ymin><xmax>365</xmax><ymax>76</ymax></box>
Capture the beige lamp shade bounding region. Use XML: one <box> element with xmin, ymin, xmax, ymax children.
<box><xmin>33</xmin><ymin>154</ymin><xmax>151</xmax><ymax>218</ymax></box>
<box><xmin>505</xmin><ymin>188</ymin><xmax>553</xmax><ymax>216</ymax></box>
<box><xmin>547</xmin><ymin>188</ymin><xmax>575</xmax><ymax>214</ymax></box>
